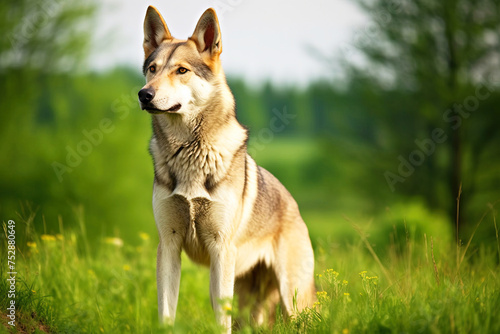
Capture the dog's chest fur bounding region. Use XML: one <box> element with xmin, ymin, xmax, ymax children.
<box><xmin>150</xmin><ymin>115</ymin><xmax>247</xmax><ymax>264</ymax></box>
<box><xmin>151</xmin><ymin>134</ymin><xmax>234</xmax><ymax>198</ymax></box>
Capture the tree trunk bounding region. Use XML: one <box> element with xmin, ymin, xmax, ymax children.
<box><xmin>443</xmin><ymin>0</ymin><xmax>463</xmax><ymax>238</ymax></box>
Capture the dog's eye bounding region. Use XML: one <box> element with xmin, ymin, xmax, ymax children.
<box><xmin>149</xmin><ymin>65</ymin><xmax>156</xmax><ymax>73</ymax></box>
<box><xmin>177</xmin><ymin>67</ymin><xmax>188</xmax><ymax>74</ymax></box>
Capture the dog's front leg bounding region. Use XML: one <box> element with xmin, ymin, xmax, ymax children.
<box><xmin>157</xmin><ymin>240</ymin><xmax>182</xmax><ymax>325</ymax></box>
<box><xmin>154</xmin><ymin>192</ymin><xmax>189</xmax><ymax>325</ymax></box>
<box><xmin>210</xmin><ymin>244</ymin><xmax>236</xmax><ymax>332</ymax></box>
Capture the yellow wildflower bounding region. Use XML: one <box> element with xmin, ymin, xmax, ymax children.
<box><xmin>316</xmin><ymin>290</ymin><xmax>330</xmax><ymax>303</ymax></box>
<box><xmin>316</xmin><ymin>291</ymin><xmax>328</xmax><ymax>297</ymax></box>
<box><xmin>104</xmin><ymin>237</ymin><xmax>123</xmax><ymax>247</ymax></box>
<box><xmin>123</xmin><ymin>264</ymin><xmax>131</xmax><ymax>271</ymax></box>
<box><xmin>139</xmin><ymin>232</ymin><xmax>150</xmax><ymax>241</ymax></box>
<box><xmin>342</xmin><ymin>329</ymin><xmax>349</xmax><ymax>334</ymax></box>
<box><xmin>326</xmin><ymin>269</ymin><xmax>339</xmax><ymax>277</ymax></box>
<box><xmin>41</xmin><ymin>234</ymin><xmax>56</xmax><ymax>241</ymax></box>
<box><xmin>56</xmin><ymin>234</ymin><xmax>64</xmax><ymax>240</ymax></box>
<box><xmin>27</xmin><ymin>242</ymin><xmax>37</xmax><ymax>248</ymax></box>
<box><xmin>342</xmin><ymin>280</ymin><xmax>348</xmax><ymax>285</ymax></box>
<box><xmin>344</xmin><ymin>292</ymin><xmax>350</xmax><ymax>296</ymax></box>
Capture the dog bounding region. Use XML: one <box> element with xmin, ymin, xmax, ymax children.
<box><xmin>138</xmin><ymin>6</ymin><xmax>316</xmax><ymax>331</ymax></box>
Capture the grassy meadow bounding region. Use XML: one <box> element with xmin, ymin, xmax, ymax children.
<box><xmin>1</xmin><ymin>196</ymin><xmax>499</xmax><ymax>333</ymax></box>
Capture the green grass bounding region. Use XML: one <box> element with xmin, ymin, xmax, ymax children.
<box><xmin>1</xmin><ymin>205</ymin><xmax>499</xmax><ymax>333</ymax></box>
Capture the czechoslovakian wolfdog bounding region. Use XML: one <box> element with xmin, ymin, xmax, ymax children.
<box><xmin>138</xmin><ymin>6</ymin><xmax>315</xmax><ymax>331</ymax></box>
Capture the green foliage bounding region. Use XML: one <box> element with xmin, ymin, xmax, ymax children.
<box><xmin>369</xmin><ymin>201</ymin><xmax>452</xmax><ymax>253</ymax></box>
<box><xmin>0</xmin><ymin>69</ymin><xmax>154</xmax><ymax>243</ymax></box>
<box><xmin>346</xmin><ymin>0</ymin><xmax>500</xmax><ymax>228</ymax></box>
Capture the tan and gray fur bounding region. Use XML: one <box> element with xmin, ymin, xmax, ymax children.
<box><xmin>138</xmin><ymin>6</ymin><xmax>315</xmax><ymax>331</ymax></box>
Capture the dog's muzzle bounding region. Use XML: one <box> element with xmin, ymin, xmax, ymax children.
<box><xmin>138</xmin><ymin>88</ymin><xmax>182</xmax><ymax>114</ymax></box>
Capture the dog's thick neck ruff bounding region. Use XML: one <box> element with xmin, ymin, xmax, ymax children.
<box><xmin>149</xmin><ymin>83</ymin><xmax>248</xmax><ymax>195</ymax></box>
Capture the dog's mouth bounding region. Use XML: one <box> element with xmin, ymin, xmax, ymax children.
<box><xmin>142</xmin><ymin>104</ymin><xmax>182</xmax><ymax>114</ymax></box>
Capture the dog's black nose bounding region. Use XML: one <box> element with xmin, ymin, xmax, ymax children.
<box><xmin>138</xmin><ymin>88</ymin><xmax>155</xmax><ymax>104</ymax></box>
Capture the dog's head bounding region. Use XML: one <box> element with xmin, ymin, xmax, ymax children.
<box><xmin>138</xmin><ymin>6</ymin><xmax>225</xmax><ymax>116</ymax></box>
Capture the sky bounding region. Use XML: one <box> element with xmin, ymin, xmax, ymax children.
<box><xmin>90</xmin><ymin>0</ymin><xmax>367</xmax><ymax>86</ymax></box>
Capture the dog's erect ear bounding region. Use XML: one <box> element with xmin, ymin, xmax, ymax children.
<box><xmin>143</xmin><ymin>6</ymin><xmax>172</xmax><ymax>58</ymax></box>
<box><xmin>190</xmin><ymin>8</ymin><xmax>222</xmax><ymax>57</ymax></box>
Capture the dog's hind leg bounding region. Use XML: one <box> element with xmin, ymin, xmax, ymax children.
<box><xmin>234</xmin><ymin>262</ymin><xmax>280</xmax><ymax>328</ymax></box>
<box><xmin>274</xmin><ymin>220</ymin><xmax>316</xmax><ymax>317</ymax></box>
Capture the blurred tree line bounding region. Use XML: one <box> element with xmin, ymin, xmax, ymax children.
<box><xmin>343</xmin><ymin>0</ymin><xmax>500</xmax><ymax>238</ymax></box>
<box><xmin>1</xmin><ymin>0</ymin><xmax>499</xmax><ymax>243</ymax></box>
